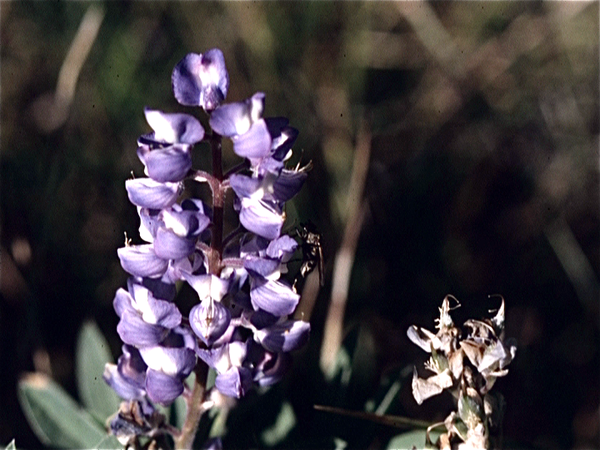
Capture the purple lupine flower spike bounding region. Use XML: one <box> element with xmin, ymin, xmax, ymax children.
<box><xmin>108</xmin><ymin>48</ymin><xmax>312</xmax><ymax>445</ymax></box>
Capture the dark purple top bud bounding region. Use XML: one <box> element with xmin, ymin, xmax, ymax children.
<box><xmin>172</xmin><ymin>49</ymin><xmax>229</xmax><ymax>111</ymax></box>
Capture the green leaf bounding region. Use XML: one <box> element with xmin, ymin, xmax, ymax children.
<box><xmin>18</xmin><ymin>372</ymin><xmax>106</xmax><ymax>448</ymax></box>
<box><xmin>170</xmin><ymin>371</ymin><xmax>195</xmax><ymax>429</ymax></box>
<box><xmin>76</xmin><ymin>321</ymin><xmax>120</xmax><ymax>422</ymax></box>
<box><xmin>261</xmin><ymin>401</ymin><xmax>296</xmax><ymax>447</ymax></box>
<box><xmin>3</xmin><ymin>439</ymin><xmax>16</xmax><ymax>450</ymax></box>
<box><xmin>387</xmin><ymin>429</ymin><xmax>441</xmax><ymax>450</ymax></box>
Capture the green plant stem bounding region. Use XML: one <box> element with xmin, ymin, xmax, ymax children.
<box><xmin>174</xmin><ymin>133</ymin><xmax>224</xmax><ymax>449</ymax></box>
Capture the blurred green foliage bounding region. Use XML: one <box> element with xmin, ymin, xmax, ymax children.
<box><xmin>1</xmin><ymin>1</ymin><xmax>598</xmax><ymax>448</ymax></box>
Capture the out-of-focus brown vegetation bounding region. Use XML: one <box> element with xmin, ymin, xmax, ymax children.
<box><xmin>1</xmin><ymin>2</ymin><xmax>597</xmax><ymax>448</ymax></box>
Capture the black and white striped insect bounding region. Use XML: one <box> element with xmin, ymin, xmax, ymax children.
<box><xmin>296</xmin><ymin>222</ymin><xmax>324</xmax><ymax>287</ymax></box>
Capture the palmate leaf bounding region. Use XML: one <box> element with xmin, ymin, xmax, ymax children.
<box><xmin>76</xmin><ymin>321</ymin><xmax>121</xmax><ymax>423</ymax></box>
<box><xmin>18</xmin><ymin>372</ymin><xmax>106</xmax><ymax>448</ymax></box>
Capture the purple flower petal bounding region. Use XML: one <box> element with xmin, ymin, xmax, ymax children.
<box><xmin>195</xmin><ymin>345</ymin><xmax>228</xmax><ymax>370</ymax></box>
<box><xmin>271</xmin><ymin>169</ymin><xmax>308</xmax><ymax>203</ymax></box>
<box><xmin>243</xmin><ymin>255</ymin><xmax>280</xmax><ymax>278</ymax></box>
<box><xmin>248</xmin><ymin>346</ymin><xmax>291</xmax><ymax>387</ymax></box>
<box><xmin>142</xmin><ymin>108</ymin><xmax>205</xmax><ymax>145</ymax></box>
<box><xmin>103</xmin><ymin>363</ymin><xmax>146</xmax><ymax>400</ymax></box>
<box><xmin>113</xmin><ymin>287</ymin><xmax>135</xmax><ymax>318</ymax></box>
<box><xmin>266</xmin><ymin>235</ymin><xmax>298</xmax><ymax>260</ymax></box>
<box><xmin>153</xmin><ymin>227</ymin><xmax>196</xmax><ymax>260</ymax></box>
<box><xmin>162</xmin><ymin>208</ymin><xmax>210</xmax><ymax>238</ymax></box>
<box><xmin>181</xmin><ymin>197</ymin><xmax>210</xmax><ymax>216</ymax></box>
<box><xmin>229</xmin><ymin>174</ymin><xmax>262</xmax><ymax>199</ymax></box>
<box><xmin>189</xmin><ymin>300</ymin><xmax>231</xmax><ymax>346</ymax></box>
<box><xmin>254</xmin><ymin>157</ymin><xmax>285</xmax><ymax>177</ymax></box>
<box><xmin>214</xmin><ymin>366</ymin><xmax>252</xmax><ymax>398</ymax></box>
<box><xmin>118</xmin><ymin>345</ymin><xmax>147</xmax><ymax>390</ymax></box>
<box><xmin>117</xmin><ymin>309</ymin><xmax>169</xmax><ymax>347</ymax></box>
<box><xmin>239</xmin><ymin>198</ymin><xmax>284</xmax><ymax>240</ymax></box>
<box><xmin>126</xmin><ymin>178</ymin><xmax>180</xmax><ymax>209</ymax></box>
<box><xmin>137</xmin><ymin>275</ymin><xmax>177</xmax><ymax>301</ymax></box>
<box><xmin>138</xmin><ymin>208</ymin><xmax>161</xmax><ymax>243</ymax></box>
<box><xmin>172</xmin><ymin>50</ymin><xmax>229</xmax><ymax>111</ymax></box>
<box><xmin>138</xmin><ymin>145</ymin><xmax>192</xmax><ymax>182</ymax></box>
<box><xmin>250</xmin><ymin>277</ymin><xmax>300</xmax><ymax>316</ymax></box>
<box><xmin>139</xmin><ymin>346</ymin><xmax>196</xmax><ymax>378</ymax></box>
<box><xmin>118</xmin><ymin>244</ymin><xmax>169</xmax><ymax>278</ymax></box>
<box><xmin>209</xmin><ymin>92</ymin><xmax>265</xmax><ymax>137</ymax></box>
<box><xmin>232</xmin><ymin>120</ymin><xmax>271</xmax><ymax>159</ymax></box>
<box><xmin>202</xmin><ymin>437</ymin><xmax>223</xmax><ymax>450</ymax></box>
<box><xmin>128</xmin><ymin>282</ymin><xmax>182</xmax><ymax>328</ymax></box>
<box><xmin>181</xmin><ymin>273</ymin><xmax>229</xmax><ymax>302</ymax></box>
<box><xmin>267</xmin><ymin>119</ymin><xmax>298</xmax><ymax>158</ymax></box>
<box><xmin>248</xmin><ymin>309</ymin><xmax>279</xmax><ymax>329</ymax></box>
<box><xmin>255</xmin><ymin>320</ymin><xmax>310</xmax><ymax>353</ymax></box>
<box><xmin>145</xmin><ymin>369</ymin><xmax>184</xmax><ymax>405</ymax></box>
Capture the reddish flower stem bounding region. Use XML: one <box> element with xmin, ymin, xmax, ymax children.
<box><xmin>175</xmin><ymin>132</ymin><xmax>224</xmax><ymax>449</ymax></box>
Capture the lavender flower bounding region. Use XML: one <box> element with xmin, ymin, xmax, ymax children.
<box><xmin>105</xmin><ymin>48</ymin><xmax>313</xmax><ymax>447</ymax></box>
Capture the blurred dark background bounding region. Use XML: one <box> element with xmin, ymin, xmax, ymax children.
<box><xmin>1</xmin><ymin>2</ymin><xmax>598</xmax><ymax>449</ymax></box>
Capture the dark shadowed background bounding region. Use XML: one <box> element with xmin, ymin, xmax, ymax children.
<box><xmin>1</xmin><ymin>2</ymin><xmax>598</xmax><ymax>449</ymax></box>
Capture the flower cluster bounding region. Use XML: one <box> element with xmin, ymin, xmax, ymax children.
<box><xmin>103</xmin><ymin>49</ymin><xmax>311</xmax><ymax>445</ymax></box>
<box><xmin>407</xmin><ymin>296</ymin><xmax>516</xmax><ymax>450</ymax></box>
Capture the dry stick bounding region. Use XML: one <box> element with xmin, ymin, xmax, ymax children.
<box><xmin>314</xmin><ymin>404</ymin><xmax>431</xmax><ymax>430</ymax></box>
<box><xmin>56</xmin><ymin>5</ymin><xmax>104</xmax><ymax>108</ymax></box>
<box><xmin>320</xmin><ymin>122</ymin><xmax>372</xmax><ymax>374</ymax></box>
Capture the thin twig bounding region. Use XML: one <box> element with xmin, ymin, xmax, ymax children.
<box><xmin>34</xmin><ymin>5</ymin><xmax>104</xmax><ymax>132</ymax></box>
<box><xmin>320</xmin><ymin>121</ymin><xmax>372</xmax><ymax>374</ymax></box>
<box><xmin>314</xmin><ymin>404</ymin><xmax>431</xmax><ymax>430</ymax></box>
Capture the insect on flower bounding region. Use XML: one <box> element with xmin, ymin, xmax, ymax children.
<box><xmin>296</xmin><ymin>221</ymin><xmax>324</xmax><ymax>286</ymax></box>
